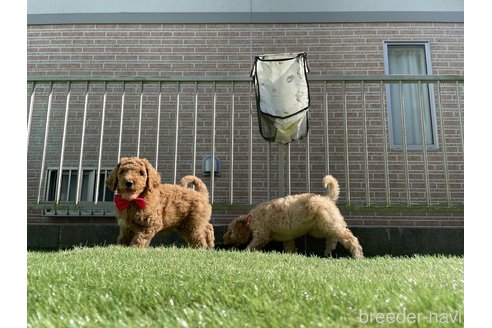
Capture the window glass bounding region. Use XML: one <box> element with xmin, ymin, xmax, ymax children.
<box><xmin>385</xmin><ymin>43</ymin><xmax>437</xmax><ymax>149</ymax></box>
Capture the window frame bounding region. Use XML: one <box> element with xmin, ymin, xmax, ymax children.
<box><xmin>383</xmin><ymin>41</ymin><xmax>439</xmax><ymax>151</ymax></box>
<box><xmin>44</xmin><ymin>167</ymin><xmax>114</xmax><ymax>203</ymax></box>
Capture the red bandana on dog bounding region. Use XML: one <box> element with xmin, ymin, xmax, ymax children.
<box><xmin>114</xmin><ymin>195</ymin><xmax>146</xmax><ymax>212</ymax></box>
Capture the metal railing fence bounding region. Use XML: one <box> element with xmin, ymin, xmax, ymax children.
<box><xmin>27</xmin><ymin>75</ymin><xmax>464</xmax><ymax>215</ymax></box>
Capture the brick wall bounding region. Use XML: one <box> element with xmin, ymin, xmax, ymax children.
<box><xmin>28</xmin><ymin>23</ymin><xmax>463</xmax><ymax>77</ymax></box>
<box><xmin>27</xmin><ymin>22</ymin><xmax>464</xmax><ymax>227</ymax></box>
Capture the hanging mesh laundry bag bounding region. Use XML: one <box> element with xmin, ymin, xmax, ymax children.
<box><xmin>251</xmin><ymin>52</ymin><xmax>310</xmax><ymax>144</ymax></box>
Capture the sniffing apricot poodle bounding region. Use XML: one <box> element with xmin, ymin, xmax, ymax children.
<box><xmin>223</xmin><ymin>175</ymin><xmax>363</xmax><ymax>259</ymax></box>
<box><xmin>106</xmin><ymin>157</ymin><xmax>214</xmax><ymax>248</ymax></box>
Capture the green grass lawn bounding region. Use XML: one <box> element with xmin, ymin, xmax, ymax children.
<box><xmin>27</xmin><ymin>247</ymin><xmax>463</xmax><ymax>327</ymax></box>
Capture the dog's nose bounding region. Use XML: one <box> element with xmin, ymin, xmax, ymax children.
<box><xmin>125</xmin><ymin>180</ymin><xmax>133</xmax><ymax>188</ymax></box>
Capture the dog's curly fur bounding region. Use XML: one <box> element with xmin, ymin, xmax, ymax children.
<box><xmin>223</xmin><ymin>175</ymin><xmax>363</xmax><ymax>259</ymax></box>
<box><xmin>106</xmin><ymin>157</ymin><xmax>214</xmax><ymax>248</ymax></box>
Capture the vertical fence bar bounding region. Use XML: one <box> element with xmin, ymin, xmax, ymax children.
<box><xmin>437</xmin><ymin>81</ymin><xmax>451</xmax><ymax>206</ymax></box>
<box><xmin>94</xmin><ymin>82</ymin><xmax>107</xmax><ymax>204</ymax></box>
<box><xmin>55</xmin><ymin>82</ymin><xmax>71</xmax><ymax>204</ymax></box>
<box><xmin>211</xmin><ymin>81</ymin><xmax>217</xmax><ymax>204</ymax></box>
<box><xmin>76</xmin><ymin>82</ymin><xmax>89</xmax><ymax>204</ymax></box>
<box><xmin>455</xmin><ymin>81</ymin><xmax>464</xmax><ymax>151</ymax></box>
<box><xmin>361</xmin><ymin>81</ymin><xmax>370</xmax><ymax>206</ymax></box>
<box><xmin>417</xmin><ymin>81</ymin><xmax>431</xmax><ymax>206</ymax></box>
<box><xmin>324</xmin><ymin>81</ymin><xmax>330</xmax><ymax>176</ymax></box>
<box><xmin>398</xmin><ymin>81</ymin><xmax>411</xmax><ymax>206</ymax></box>
<box><xmin>27</xmin><ymin>82</ymin><xmax>36</xmax><ymax>150</ymax></box>
<box><xmin>249</xmin><ymin>82</ymin><xmax>253</xmax><ymax>205</ymax></box>
<box><xmin>306</xmin><ymin>133</ymin><xmax>311</xmax><ymax>193</ymax></box>
<box><xmin>37</xmin><ymin>81</ymin><xmax>53</xmax><ymax>204</ymax></box>
<box><xmin>229</xmin><ymin>82</ymin><xmax>235</xmax><ymax>204</ymax></box>
<box><xmin>137</xmin><ymin>82</ymin><xmax>143</xmax><ymax>158</ymax></box>
<box><xmin>173</xmin><ymin>82</ymin><xmax>180</xmax><ymax>184</ymax></box>
<box><xmin>267</xmin><ymin>142</ymin><xmax>271</xmax><ymax>200</ymax></box>
<box><xmin>342</xmin><ymin>81</ymin><xmax>351</xmax><ymax>206</ymax></box>
<box><xmin>192</xmin><ymin>82</ymin><xmax>198</xmax><ymax>176</ymax></box>
<box><xmin>287</xmin><ymin>143</ymin><xmax>291</xmax><ymax>195</ymax></box>
<box><xmin>380</xmin><ymin>81</ymin><xmax>390</xmax><ymax>206</ymax></box>
<box><xmin>117</xmin><ymin>82</ymin><xmax>125</xmax><ymax>161</ymax></box>
<box><xmin>278</xmin><ymin>144</ymin><xmax>285</xmax><ymax>197</ymax></box>
<box><xmin>155</xmin><ymin>82</ymin><xmax>162</xmax><ymax>170</ymax></box>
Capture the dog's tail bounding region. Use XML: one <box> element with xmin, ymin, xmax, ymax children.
<box><xmin>322</xmin><ymin>175</ymin><xmax>340</xmax><ymax>202</ymax></box>
<box><xmin>180</xmin><ymin>175</ymin><xmax>209</xmax><ymax>196</ymax></box>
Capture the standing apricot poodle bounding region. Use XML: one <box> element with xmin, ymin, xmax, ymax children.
<box><xmin>106</xmin><ymin>157</ymin><xmax>214</xmax><ymax>248</ymax></box>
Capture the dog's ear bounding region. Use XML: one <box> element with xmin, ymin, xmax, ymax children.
<box><xmin>238</xmin><ymin>214</ymin><xmax>254</xmax><ymax>227</ymax></box>
<box><xmin>234</xmin><ymin>216</ymin><xmax>253</xmax><ymax>246</ymax></box>
<box><xmin>106</xmin><ymin>162</ymin><xmax>120</xmax><ymax>192</ymax></box>
<box><xmin>142</xmin><ymin>158</ymin><xmax>160</xmax><ymax>191</ymax></box>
